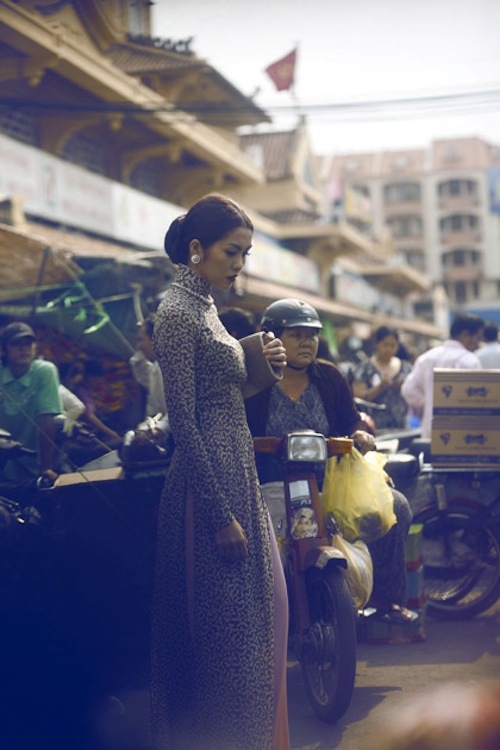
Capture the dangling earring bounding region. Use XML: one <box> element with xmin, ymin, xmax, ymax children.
<box><xmin>191</xmin><ymin>254</ymin><xmax>201</xmax><ymax>265</ymax></box>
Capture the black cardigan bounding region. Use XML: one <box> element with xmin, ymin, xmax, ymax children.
<box><xmin>245</xmin><ymin>359</ymin><xmax>365</xmax><ymax>439</ymax></box>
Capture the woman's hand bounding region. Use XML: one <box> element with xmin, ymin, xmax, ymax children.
<box><xmin>351</xmin><ymin>429</ymin><xmax>376</xmax><ymax>454</ymax></box>
<box><xmin>262</xmin><ymin>331</ymin><xmax>287</xmax><ymax>372</ymax></box>
<box><xmin>215</xmin><ymin>518</ymin><xmax>249</xmax><ymax>561</ymax></box>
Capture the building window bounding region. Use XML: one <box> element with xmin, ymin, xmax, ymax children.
<box><xmin>455</xmin><ymin>281</ymin><xmax>467</xmax><ymax>304</ymax></box>
<box><xmin>438</xmin><ymin>179</ymin><xmax>478</xmax><ymax>199</ymax></box>
<box><xmin>443</xmin><ymin>146</ymin><xmax>462</xmax><ymax>164</ymax></box>
<box><xmin>384</xmin><ymin>182</ymin><xmax>421</xmax><ymax>203</ymax></box>
<box><xmin>440</xmin><ymin>214</ymin><xmax>479</xmax><ymax>234</ymax></box>
<box><xmin>0</xmin><ymin>107</ymin><xmax>37</xmax><ymax>145</ymax></box>
<box><xmin>396</xmin><ymin>249</ymin><xmax>425</xmax><ymax>271</ymax></box>
<box><xmin>442</xmin><ymin>248</ymin><xmax>481</xmax><ymax>269</ymax></box>
<box><xmin>444</xmin><ymin>279</ymin><xmax>480</xmax><ymax>305</ymax></box>
<box><xmin>393</xmin><ymin>155</ymin><xmax>409</xmax><ymax>169</ymax></box>
<box><xmin>386</xmin><ymin>215</ymin><xmax>422</xmax><ymax>237</ymax></box>
<box><xmin>352</xmin><ymin>183</ymin><xmax>370</xmax><ymax>197</ymax></box>
<box><xmin>60</xmin><ymin>131</ymin><xmax>108</xmax><ymax>176</ymax></box>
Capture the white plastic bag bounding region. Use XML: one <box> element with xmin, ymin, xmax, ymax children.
<box><xmin>331</xmin><ymin>534</ymin><xmax>373</xmax><ymax>609</ymax></box>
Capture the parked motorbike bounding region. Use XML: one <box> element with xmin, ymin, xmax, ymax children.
<box><xmin>0</xmin><ymin>427</ymin><xmax>164</xmax><ymax>749</ymax></box>
<box><xmin>381</xmin><ymin>437</ymin><xmax>500</xmax><ymax>619</ymax></box>
<box><xmin>255</xmin><ymin>431</ymin><xmax>357</xmax><ymax>723</ymax></box>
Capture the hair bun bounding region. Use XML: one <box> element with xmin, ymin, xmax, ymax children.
<box><xmin>164</xmin><ymin>215</ymin><xmax>186</xmax><ymax>263</ymax></box>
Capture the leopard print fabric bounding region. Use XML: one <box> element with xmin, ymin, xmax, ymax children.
<box><xmin>150</xmin><ymin>265</ymin><xmax>276</xmax><ymax>749</ymax></box>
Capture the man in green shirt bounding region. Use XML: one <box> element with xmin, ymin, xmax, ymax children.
<box><xmin>0</xmin><ymin>322</ymin><xmax>62</xmax><ymax>483</ymax></box>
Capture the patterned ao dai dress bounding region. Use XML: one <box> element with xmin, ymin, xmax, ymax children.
<box><xmin>151</xmin><ymin>265</ymin><xmax>289</xmax><ymax>750</ymax></box>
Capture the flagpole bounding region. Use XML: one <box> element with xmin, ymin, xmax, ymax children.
<box><xmin>290</xmin><ymin>42</ymin><xmax>302</xmax><ymax>124</ymax></box>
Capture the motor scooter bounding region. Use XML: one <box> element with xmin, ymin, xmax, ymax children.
<box><xmin>255</xmin><ymin>431</ymin><xmax>357</xmax><ymax>723</ymax></box>
<box><xmin>379</xmin><ymin>435</ymin><xmax>500</xmax><ymax>619</ymax></box>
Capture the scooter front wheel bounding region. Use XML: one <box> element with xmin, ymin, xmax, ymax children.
<box><xmin>301</xmin><ymin>566</ymin><xmax>357</xmax><ymax>723</ymax></box>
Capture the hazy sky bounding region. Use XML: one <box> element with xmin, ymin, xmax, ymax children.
<box><xmin>152</xmin><ymin>0</ymin><xmax>500</xmax><ymax>155</ymax></box>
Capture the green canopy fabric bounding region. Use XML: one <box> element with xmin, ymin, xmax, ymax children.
<box><xmin>0</xmin><ymin>281</ymin><xmax>137</xmax><ymax>359</ymax></box>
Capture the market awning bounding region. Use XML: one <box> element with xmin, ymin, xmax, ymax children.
<box><xmin>235</xmin><ymin>275</ymin><xmax>444</xmax><ymax>338</ymax></box>
<box><xmin>0</xmin><ymin>222</ymin><xmax>143</xmax><ymax>358</ymax></box>
<box><xmin>360</xmin><ymin>264</ymin><xmax>431</xmax><ymax>296</ymax></box>
<box><xmin>23</xmin><ymin>220</ymin><xmax>169</xmax><ymax>268</ymax></box>
<box><xmin>0</xmin><ymin>222</ymin><xmax>82</xmax><ymax>301</ymax></box>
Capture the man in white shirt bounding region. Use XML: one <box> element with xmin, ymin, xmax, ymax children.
<box><xmin>401</xmin><ymin>313</ymin><xmax>484</xmax><ymax>438</ymax></box>
<box><xmin>59</xmin><ymin>383</ymin><xmax>85</xmax><ymax>424</ymax></box>
<box><xmin>476</xmin><ymin>320</ymin><xmax>500</xmax><ymax>369</ymax></box>
<box><xmin>129</xmin><ymin>316</ymin><xmax>167</xmax><ymax>419</ymax></box>
<box><xmin>129</xmin><ymin>315</ymin><xmax>170</xmax><ymax>452</ymax></box>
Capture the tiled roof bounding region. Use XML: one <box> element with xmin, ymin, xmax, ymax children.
<box><xmin>107</xmin><ymin>43</ymin><xmax>269</xmax><ymax>125</ymax></box>
<box><xmin>240</xmin><ymin>130</ymin><xmax>299</xmax><ymax>180</ymax></box>
<box><xmin>107</xmin><ymin>44</ymin><xmax>202</xmax><ymax>75</ymax></box>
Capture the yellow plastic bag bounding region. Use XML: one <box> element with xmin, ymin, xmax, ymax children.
<box><xmin>330</xmin><ymin>534</ymin><xmax>373</xmax><ymax>609</ymax></box>
<box><xmin>322</xmin><ymin>447</ymin><xmax>397</xmax><ymax>543</ymax></box>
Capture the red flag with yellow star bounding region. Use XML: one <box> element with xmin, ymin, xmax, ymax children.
<box><xmin>265</xmin><ymin>49</ymin><xmax>297</xmax><ymax>92</ymax></box>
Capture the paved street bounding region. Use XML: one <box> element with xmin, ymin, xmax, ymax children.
<box><xmin>287</xmin><ymin>600</ymin><xmax>500</xmax><ymax>750</ymax></box>
<box><xmin>109</xmin><ymin>601</ymin><xmax>500</xmax><ymax>750</ymax></box>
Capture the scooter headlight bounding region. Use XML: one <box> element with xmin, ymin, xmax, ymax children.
<box><xmin>286</xmin><ymin>433</ymin><xmax>327</xmax><ymax>462</ymax></box>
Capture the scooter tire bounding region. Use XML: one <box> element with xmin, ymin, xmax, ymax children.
<box><xmin>414</xmin><ymin>502</ymin><xmax>500</xmax><ymax>619</ymax></box>
<box><xmin>301</xmin><ymin>565</ymin><xmax>357</xmax><ymax>723</ymax></box>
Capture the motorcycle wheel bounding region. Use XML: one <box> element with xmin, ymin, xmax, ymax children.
<box><xmin>301</xmin><ymin>566</ymin><xmax>357</xmax><ymax>723</ymax></box>
<box><xmin>414</xmin><ymin>503</ymin><xmax>500</xmax><ymax>619</ymax></box>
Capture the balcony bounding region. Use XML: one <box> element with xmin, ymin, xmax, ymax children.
<box><xmin>384</xmin><ymin>200</ymin><xmax>422</xmax><ymax>216</ymax></box>
<box><xmin>438</xmin><ymin>195</ymin><xmax>480</xmax><ymax>211</ymax></box>
<box><xmin>391</xmin><ymin>235</ymin><xmax>424</xmax><ymax>250</ymax></box>
<box><xmin>441</xmin><ymin>265</ymin><xmax>483</xmax><ymax>283</ymax></box>
<box><xmin>440</xmin><ymin>230</ymin><xmax>482</xmax><ymax>246</ymax></box>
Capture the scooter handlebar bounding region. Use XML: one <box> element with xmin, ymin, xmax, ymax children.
<box><xmin>326</xmin><ymin>437</ymin><xmax>353</xmax><ymax>456</ymax></box>
<box><xmin>253</xmin><ymin>436</ymin><xmax>353</xmax><ymax>456</ymax></box>
<box><xmin>253</xmin><ymin>436</ymin><xmax>281</xmax><ymax>454</ymax></box>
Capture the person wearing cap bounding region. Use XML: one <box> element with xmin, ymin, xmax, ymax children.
<box><xmin>0</xmin><ymin>321</ymin><xmax>62</xmax><ymax>483</ymax></box>
<box><xmin>245</xmin><ymin>298</ymin><xmax>416</xmax><ymax>625</ymax></box>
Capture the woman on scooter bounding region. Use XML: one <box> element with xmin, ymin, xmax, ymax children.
<box><xmin>151</xmin><ymin>195</ymin><xmax>290</xmax><ymax>750</ymax></box>
<box><xmin>245</xmin><ymin>298</ymin><xmax>416</xmax><ymax>625</ymax></box>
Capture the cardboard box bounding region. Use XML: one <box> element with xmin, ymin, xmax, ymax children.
<box><xmin>431</xmin><ymin>416</ymin><xmax>500</xmax><ymax>467</ymax></box>
<box><xmin>433</xmin><ymin>369</ymin><xmax>500</xmax><ymax>417</ymax></box>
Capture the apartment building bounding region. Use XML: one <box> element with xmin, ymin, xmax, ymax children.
<box><xmin>322</xmin><ymin>137</ymin><xmax>500</xmax><ymax>323</ymax></box>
